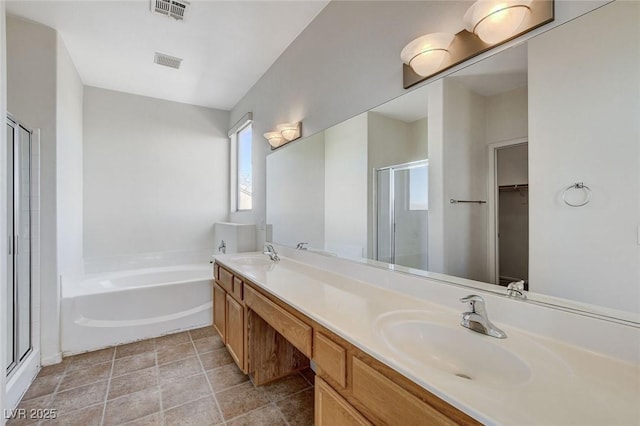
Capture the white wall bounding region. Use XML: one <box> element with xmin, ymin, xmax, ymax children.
<box><xmin>1</xmin><ymin>2</ymin><xmax>8</xmax><ymax>420</ymax></box>
<box><xmin>83</xmin><ymin>87</ymin><xmax>230</xmax><ymax>259</ymax></box>
<box><xmin>56</xmin><ymin>35</ymin><xmax>83</xmax><ymax>278</ymax></box>
<box><xmin>6</xmin><ymin>15</ymin><xmax>59</xmax><ymax>363</ymax></box>
<box><xmin>427</xmin><ymin>80</ymin><xmax>446</xmax><ymax>273</ymax></box>
<box><xmin>528</xmin><ymin>0</ymin><xmax>640</xmax><ymax>312</ymax></box>
<box><xmin>266</xmin><ymin>132</ymin><xmax>325</xmax><ymax>249</ymax></box>
<box><xmin>324</xmin><ymin>113</ymin><xmax>368</xmax><ymax>257</ymax></box>
<box><xmin>486</xmin><ymin>85</ymin><xmax>528</xmax><ymax>144</ymax></box>
<box><xmin>442</xmin><ymin>79</ymin><xmax>488</xmax><ymax>282</ymax></box>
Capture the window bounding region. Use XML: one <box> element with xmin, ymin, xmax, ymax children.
<box><xmin>236</xmin><ymin>123</ymin><xmax>252</xmax><ymax>211</ymax></box>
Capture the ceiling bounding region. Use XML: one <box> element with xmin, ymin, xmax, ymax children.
<box><xmin>6</xmin><ymin>0</ymin><xmax>329</xmax><ymax>110</ymax></box>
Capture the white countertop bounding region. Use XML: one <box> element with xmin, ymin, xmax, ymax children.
<box><xmin>214</xmin><ymin>253</ymin><xmax>640</xmax><ymax>426</ymax></box>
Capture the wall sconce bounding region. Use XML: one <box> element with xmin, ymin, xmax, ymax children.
<box><xmin>402</xmin><ymin>0</ymin><xmax>552</xmax><ymax>88</ymax></box>
<box><xmin>264</xmin><ymin>121</ymin><xmax>302</xmax><ymax>149</ymax></box>
<box><xmin>400</xmin><ymin>33</ymin><xmax>455</xmax><ymax>77</ymax></box>
<box><xmin>464</xmin><ymin>0</ymin><xmax>533</xmax><ymax>44</ymax></box>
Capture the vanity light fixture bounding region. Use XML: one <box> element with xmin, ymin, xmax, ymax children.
<box><xmin>264</xmin><ymin>121</ymin><xmax>302</xmax><ymax>149</ymax></box>
<box><xmin>400</xmin><ymin>33</ymin><xmax>455</xmax><ymax>77</ymax></box>
<box><xmin>402</xmin><ymin>0</ymin><xmax>553</xmax><ymax>89</ymax></box>
<box><xmin>464</xmin><ymin>0</ymin><xmax>533</xmax><ymax>44</ymax></box>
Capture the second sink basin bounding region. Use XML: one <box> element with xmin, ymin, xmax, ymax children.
<box><xmin>374</xmin><ymin>310</ymin><xmax>531</xmax><ymax>387</ymax></box>
<box><xmin>229</xmin><ymin>255</ymin><xmax>273</xmax><ymax>266</ymax></box>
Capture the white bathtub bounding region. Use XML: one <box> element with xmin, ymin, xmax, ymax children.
<box><xmin>61</xmin><ymin>263</ymin><xmax>213</xmax><ymax>355</ymax></box>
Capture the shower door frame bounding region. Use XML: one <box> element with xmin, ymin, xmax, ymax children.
<box><xmin>374</xmin><ymin>159</ymin><xmax>429</xmax><ymax>266</ymax></box>
<box><xmin>6</xmin><ymin>114</ymin><xmax>33</xmax><ymax>379</ymax></box>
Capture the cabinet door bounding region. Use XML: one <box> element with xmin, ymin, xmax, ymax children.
<box><xmin>213</xmin><ymin>282</ymin><xmax>226</xmax><ymax>341</ymax></box>
<box><xmin>226</xmin><ymin>294</ymin><xmax>245</xmax><ymax>371</ymax></box>
<box><xmin>315</xmin><ymin>377</ymin><xmax>371</xmax><ymax>426</ymax></box>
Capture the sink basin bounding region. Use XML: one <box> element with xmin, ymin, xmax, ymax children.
<box><xmin>374</xmin><ymin>311</ymin><xmax>531</xmax><ymax>387</ymax></box>
<box><xmin>228</xmin><ymin>255</ymin><xmax>275</xmax><ymax>269</ymax></box>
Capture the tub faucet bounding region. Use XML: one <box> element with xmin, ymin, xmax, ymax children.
<box><xmin>218</xmin><ymin>240</ymin><xmax>226</xmax><ymax>254</ymax></box>
<box><xmin>263</xmin><ymin>244</ymin><xmax>280</xmax><ymax>262</ymax></box>
<box><xmin>460</xmin><ymin>295</ymin><xmax>506</xmax><ymax>339</ymax></box>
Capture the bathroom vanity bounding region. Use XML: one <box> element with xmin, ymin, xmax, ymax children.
<box><xmin>212</xmin><ymin>252</ymin><xmax>639</xmax><ymax>425</ymax></box>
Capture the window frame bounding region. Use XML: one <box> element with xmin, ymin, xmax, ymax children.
<box><xmin>229</xmin><ymin>113</ymin><xmax>253</xmax><ymax>213</ymax></box>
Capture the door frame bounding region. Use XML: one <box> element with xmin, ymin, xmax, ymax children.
<box><xmin>487</xmin><ymin>138</ymin><xmax>528</xmax><ymax>285</ymax></box>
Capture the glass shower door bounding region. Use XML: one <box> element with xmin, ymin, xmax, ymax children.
<box><xmin>376</xmin><ymin>161</ymin><xmax>429</xmax><ymax>270</ymax></box>
<box><xmin>6</xmin><ymin>117</ymin><xmax>32</xmax><ymax>377</ymax></box>
<box><xmin>6</xmin><ymin>121</ymin><xmax>15</xmax><ymax>373</ymax></box>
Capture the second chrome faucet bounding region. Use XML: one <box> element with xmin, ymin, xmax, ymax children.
<box><xmin>460</xmin><ymin>295</ymin><xmax>506</xmax><ymax>339</ymax></box>
<box><xmin>263</xmin><ymin>244</ymin><xmax>280</xmax><ymax>262</ymax></box>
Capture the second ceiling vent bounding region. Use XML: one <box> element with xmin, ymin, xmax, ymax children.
<box><xmin>152</xmin><ymin>0</ymin><xmax>190</xmax><ymax>21</ymax></box>
<box><xmin>154</xmin><ymin>52</ymin><xmax>183</xmax><ymax>69</ymax></box>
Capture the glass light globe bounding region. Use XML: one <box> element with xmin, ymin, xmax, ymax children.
<box><xmin>464</xmin><ymin>0</ymin><xmax>532</xmax><ymax>45</ymax></box>
<box><xmin>400</xmin><ymin>33</ymin><xmax>455</xmax><ymax>77</ymax></box>
<box><xmin>264</xmin><ymin>131</ymin><xmax>286</xmax><ymax>148</ymax></box>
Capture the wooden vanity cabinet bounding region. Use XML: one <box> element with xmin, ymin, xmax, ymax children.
<box><xmin>213</xmin><ymin>264</ymin><xmax>247</xmax><ymax>373</ymax></box>
<box><xmin>316</xmin><ymin>377</ymin><xmax>371</xmax><ymax>426</ymax></box>
<box><xmin>212</xmin><ymin>282</ymin><xmax>226</xmax><ymax>341</ymax></box>
<box><xmin>226</xmin><ymin>293</ymin><xmax>245</xmax><ymax>369</ymax></box>
<box><xmin>213</xmin><ymin>262</ymin><xmax>480</xmax><ymax>425</ymax></box>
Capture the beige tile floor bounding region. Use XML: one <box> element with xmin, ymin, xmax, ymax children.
<box><xmin>7</xmin><ymin>327</ymin><xmax>315</xmax><ymax>426</ymax></box>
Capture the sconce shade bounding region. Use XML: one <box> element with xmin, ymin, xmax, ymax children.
<box><xmin>276</xmin><ymin>122</ymin><xmax>301</xmax><ymax>141</ymax></box>
<box><xmin>264</xmin><ymin>131</ymin><xmax>286</xmax><ymax>148</ymax></box>
<box><xmin>400</xmin><ymin>33</ymin><xmax>455</xmax><ymax>77</ymax></box>
<box><xmin>464</xmin><ymin>0</ymin><xmax>533</xmax><ymax>44</ymax></box>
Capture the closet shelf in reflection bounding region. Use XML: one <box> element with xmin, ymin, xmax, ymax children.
<box><xmin>498</xmin><ymin>184</ymin><xmax>529</xmax><ymax>192</ymax></box>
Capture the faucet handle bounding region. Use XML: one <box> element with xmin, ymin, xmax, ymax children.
<box><xmin>460</xmin><ymin>294</ymin><xmax>485</xmax><ymax>313</ymax></box>
<box><xmin>296</xmin><ymin>242</ymin><xmax>308</xmax><ymax>250</ymax></box>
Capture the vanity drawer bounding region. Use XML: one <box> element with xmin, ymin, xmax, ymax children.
<box><xmin>244</xmin><ymin>286</ymin><xmax>312</xmax><ymax>357</ymax></box>
<box><xmin>352</xmin><ymin>357</ymin><xmax>455</xmax><ymax>426</ymax></box>
<box><xmin>217</xmin><ymin>266</ymin><xmax>233</xmax><ymax>293</ymax></box>
<box><xmin>314</xmin><ymin>331</ymin><xmax>346</xmax><ymax>388</ymax></box>
<box><xmin>231</xmin><ymin>276</ymin><xmax>244</xmax><ymax>301</ymax></box>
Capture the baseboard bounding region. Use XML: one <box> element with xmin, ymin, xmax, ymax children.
<box><xmin>40</xmin><ymin>352</ymin><xmax>62</xmax><ymax>366</ymax></box>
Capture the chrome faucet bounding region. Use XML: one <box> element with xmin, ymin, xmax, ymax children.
<box><xmin>263</xmin><ymin>244</ymin><xmax>280</xmax><ymax>262</ymax></box>
<box><xmin>506</xmin><ymin>280</ymin><xmax>527</xmax><ymax>299</ymax></box>
<box><xmin>218</xmin><ymin>240</ymin><xmax>226</xmax><ymax>254</ymax></box>
<box><xmin>296</xmin><ymin>242</ymin><xmax>308</xmax><ymax>250</ymax></box>
<box><xmin>460</xmin><ymin>295</ymin><xmax>506</xmax><ymax>339</ymax></box>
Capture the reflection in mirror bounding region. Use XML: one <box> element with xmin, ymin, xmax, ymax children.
<box><xmin>266</xmin><ymin>1</ymin><xmax>639</xmax><ymax>322</ymax></box>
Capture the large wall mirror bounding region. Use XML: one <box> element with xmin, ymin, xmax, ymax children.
<box><xmin>266</xmin><ymin>1</ymin><xmax>639</xmax><ymax>323</ymax></box>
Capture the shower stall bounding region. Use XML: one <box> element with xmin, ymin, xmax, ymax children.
<box><xmin>376</xmin><ymin>160</ymin><xmax>429</xmax><ymax>270</ymax></box>
<box><xmin>5</xmin><ymin>115</ymin><xmax>34</xmax><ymax>384</ymax></box>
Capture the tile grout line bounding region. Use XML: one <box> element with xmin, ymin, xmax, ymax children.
<box><xmin>270</xmin><ymin>385</ymin><xmax>314</xmax><ymax>405</ymax></box>
<box><xmin>190</xmin><ymin>331</ymin><xmax>227</xmax><ymax>425</ymax></box>
<box><xmin>99</xmin><ymin>348</ymin><xmax>116</xmax><ymax>426</ymax></box>
<box><xmin>274</xmin><ymin>401</ymin><xmax>292</xmax><ymax>426</ymax></box>
<box><xmin>30</xmin><ymin>360</ymin><xmax>71</xmax><ymax>426</ymax></box>
<box><xmin>152</xmin><ymin>339</ymin><xmax>166</xmax><ymax>426</ymax></box>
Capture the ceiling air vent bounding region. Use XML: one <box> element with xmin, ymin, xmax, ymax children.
<box><xmin>154</xmin><ymin>52</ymin><xmax>183</xmax><ymax>69</ymax></box>
<box><xmin>152</xmin><ymin>0</ymin><xmax>190</xmax><ymax>21</ymax></box>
